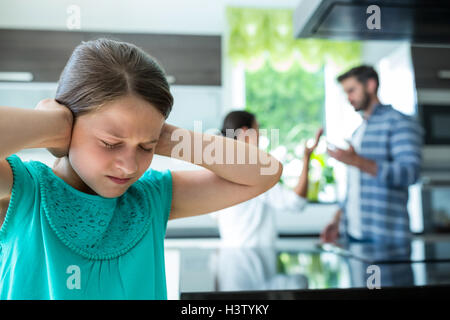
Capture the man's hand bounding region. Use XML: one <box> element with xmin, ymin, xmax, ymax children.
<box><xmin>320</xmin><ymin>220</ymin><xmax>340</xmax><ymax>243</ymax></box>
<box><xmin>327</xmin><ymin>144</ymin><xmax>378</xmax><ymax>176</ymax></box>
<box><xmin>327</xmin><ymin>144</ymin><xmax>358</xmax><ymax>166</ymax></box>
<box><xmin>320</xmin><ymin>209</ymin><xmax>341</xmax><ymax>244</ymax></box>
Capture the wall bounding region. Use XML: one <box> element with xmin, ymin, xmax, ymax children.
<box><xmin>0</xmin><ymin>0</ymin><xmax>299</xmax><ymax>35</ymax></box>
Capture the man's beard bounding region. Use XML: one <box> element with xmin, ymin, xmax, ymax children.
<box><xmin>354</xmin><ymin>91</ymin><xmax>371</xmax><ymax>112</ymax></box>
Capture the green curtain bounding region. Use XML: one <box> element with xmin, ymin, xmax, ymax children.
<box><xmin>227</xmin><ymin>7</ymin><xmax>362</xmax><ymax>72</ymax></box>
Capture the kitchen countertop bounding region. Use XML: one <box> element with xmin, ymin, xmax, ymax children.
<box><xmin>164</xmin><ymin>235</ymin><xmax>450</xmax><ymax>299</ymax></box>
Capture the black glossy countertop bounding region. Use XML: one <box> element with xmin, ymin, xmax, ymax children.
<box><xmin>164</xmin><ymin>236</ymin><xmax>450</xmax><ymax>299</ymax></box>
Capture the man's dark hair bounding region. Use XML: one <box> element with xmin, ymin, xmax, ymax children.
<box><xmin>337</xmin><ymin>65</ymin><xmax>379</xmax><ymax>92</ymax></box>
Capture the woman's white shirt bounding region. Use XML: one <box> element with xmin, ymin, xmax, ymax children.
<box><xmin>212</xmin><ymin>183</ymin><xmax>307</xmax><ymax>247</ymax></box>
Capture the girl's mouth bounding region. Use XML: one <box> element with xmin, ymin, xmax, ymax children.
<box><xmin>107</xmin><ymin>176</ymin><xmax>131</xmax><ymax>184</ymax></box>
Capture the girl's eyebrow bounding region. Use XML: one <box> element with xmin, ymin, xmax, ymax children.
<box><xmin>141</xmin><ymin>139</ymin><xmax>159</xmax><ymax>144</ymax></box>
<box><xmin>102</xmin><ymin>130</ymin><xmax>159</xmax><ymax>144</ymax></box>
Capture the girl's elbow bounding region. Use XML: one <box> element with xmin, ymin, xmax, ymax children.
<box><xmin>247</xmin><ymin>161</ymin><xmax>282</xmax><ymax>197</ymax></box>
<box><xmin>264</xmin><ymin>160</ymin><xmax>283</xmax><ymax>189</ymax></box>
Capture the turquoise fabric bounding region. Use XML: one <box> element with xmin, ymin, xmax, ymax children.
<box><xmin>0</xmin><ymin>154</ymin><xmax>173</xmax><ymax>300</ymax></box>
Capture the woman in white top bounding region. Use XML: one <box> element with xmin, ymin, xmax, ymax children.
<box><xmin>214</xmin><ymin>111</ymin><xmax>323</xmax><ymax>247</ymax></box>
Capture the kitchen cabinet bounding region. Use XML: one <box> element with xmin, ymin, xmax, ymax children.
<box><xmin>411</xmin><ymin>45</ymin><xmax>450</xmax><ymax>90</ymax></box>
<box><xmin>0</xmin><ymin>29</ymin><xmax>221</xmax><ymax>85</ymax></box>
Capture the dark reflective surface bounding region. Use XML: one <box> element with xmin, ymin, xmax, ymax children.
<box><xmin>321</xmin><ymin>238</ymin><xmax>450</xmax><ymax>264</ymax></box>
<box><xmin>175</xmin><ymin>238</ymin><xmax>450</xmax><ymax>297</ymax></box>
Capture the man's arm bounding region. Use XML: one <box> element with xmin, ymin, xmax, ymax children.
<box><xmin>327</xmin><ymin>118</ymin><xmax>423</xmax><ymax>187</ymax></box>
<box><xmin>374</xmin><ymin>118</ymin><xmax>423</xmax><ymax>187</ymax></box>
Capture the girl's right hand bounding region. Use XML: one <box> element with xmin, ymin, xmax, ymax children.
<box><xmin>34</xmin><ymin>99</ymin><xmax>74</xmax><ymax>158</ymax></box>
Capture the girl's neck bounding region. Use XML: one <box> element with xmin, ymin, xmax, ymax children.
<box><xmin>52</xmin><ymin>157</ymin><xmax>96</xmax><ymax>195</ymax></box>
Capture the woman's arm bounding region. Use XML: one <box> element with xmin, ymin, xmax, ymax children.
<box><xmin>293</xmin><ymin>155</ymin><xmax>311</xmax><ymax>198</ymax></box>
<box><xmin>155</xmin><ymin>123</ymin><xmax>283</xmax><ymax>220</ymax></box>
<box><xmin>293</xmin><ymin>128</ymin><xmax>323</xmax><ymax>198</ymax></box>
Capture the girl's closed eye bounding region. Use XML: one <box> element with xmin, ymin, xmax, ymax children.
<box><xmin>102</xmin><ymin>141</ymin><xmax>117</xmax><ymax>149</ymax></box>
<box><xmin>101</xmin><ymin>141</ymin><xmax>153</xmax><ymax>152</ymax></box>
<box><xmin>141</xmin><ymin>147</ymin><xmax>153</xmax><ymax>153</ymax></box>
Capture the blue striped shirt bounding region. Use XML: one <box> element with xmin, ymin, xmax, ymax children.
<box><xmin>339</xmin><ymin>104</ymin><xmax>423</xmax><ymax>243</ymax></box>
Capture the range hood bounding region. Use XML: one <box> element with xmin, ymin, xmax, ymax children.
<box><xmin>294</xmin><ymin>0</ymin><xmax>450</xmax><ymax>43</ymax></box>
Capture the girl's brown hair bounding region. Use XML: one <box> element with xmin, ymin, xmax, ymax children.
<box><xmin>55</xmin><ymin>38</ymin><xmax>173</xmax><ymax>119</ymax></box>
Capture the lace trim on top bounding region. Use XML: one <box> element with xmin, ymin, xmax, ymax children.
<box><xmin>31</xmin><ymin>162</ymin><xmax>153</xmax><ymax>260</ymax></box>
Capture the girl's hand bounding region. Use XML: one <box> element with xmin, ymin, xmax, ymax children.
<box><xmin>34</xmin><ymin>99</ymin><xmax>74</xmax><ymax>158</ymax></box>
<box><xmin>154</xmin><ymin>122</ymin><xmax>173</xmax><ymax>156</ymax></box>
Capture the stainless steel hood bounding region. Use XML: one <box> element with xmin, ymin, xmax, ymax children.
<box><xmin>294</xmin><ymin>0</ymin><xmax>450</xmax><ymax>43</ymax></box>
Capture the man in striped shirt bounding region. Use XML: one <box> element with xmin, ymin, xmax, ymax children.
<box><xmin>321</xmin><ymin>65</ymin><xmax>423</xmax><ymax>243</ymax></box>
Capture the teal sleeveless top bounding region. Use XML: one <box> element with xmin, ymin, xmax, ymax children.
<box><xmin>0</xmin><ymin>154</ymin><xmax>173</xmax><ymax>300</ymax></box>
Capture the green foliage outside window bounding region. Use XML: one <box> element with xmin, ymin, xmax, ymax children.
<box><xmin>245</xmin><ymin>62</ymin><xmax>324</xmax><ymax>156</ymax></box>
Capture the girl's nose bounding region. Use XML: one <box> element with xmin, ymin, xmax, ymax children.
<box><xmin>115</xmin><ymin>150</ymin><xmax>139</xmax><ymax>177</ymax></box>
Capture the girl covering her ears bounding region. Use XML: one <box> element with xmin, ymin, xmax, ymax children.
<box><xmin>213</xmin><ymin>111</ymin><xmax>323</xmax><ymax>247</ymax></box>
<box><xmin>0</xmin><ymin>38</ymin><xmax>282</xmax><ymax>300</ymax></box>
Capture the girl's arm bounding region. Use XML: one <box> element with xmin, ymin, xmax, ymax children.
<box><xmin>0</xmin><ymin>100</ymin><xmax>72</xmax><ymax>159</ymax></box>
<box><xmin>0</xmin><ymin>100</ymin><xmax>72</xmax><ymax>198</ymax></box>
<box><xmin>155</xmin><ymin>123</ymin><xmax>283</xmax><ymax>220</ymax></box>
